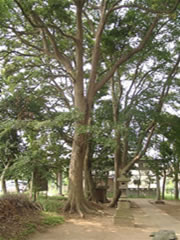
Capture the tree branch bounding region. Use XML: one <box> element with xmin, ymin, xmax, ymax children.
<box><xmin>87</xmin><ymin>1</ymin><xmax>108</xmax><ymax>100</ymax></box>
<box><xmin>120</xmin><ymin>54</ymin><xmax>180</xmax><ymax>175</ymax></box>
<box><xmin>94</xmin><ymin>16</ymin><xmax>160</xmax><ymax>93</ymax></box>
<box><xmin>110</xmin><ymin>0</ymin><xmax>180</xmax><ymax>15</ymax></box>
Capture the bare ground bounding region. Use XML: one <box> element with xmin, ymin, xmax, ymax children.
<box><xmin>30</xmin><ymin>199</ymin><xmax>180</xmax><ymax>240</ymax></box>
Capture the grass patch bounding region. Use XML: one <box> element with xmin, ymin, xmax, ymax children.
<box><xmin>37</xmin><ymin>195</ymin><xmax>66</xmax><ymax>213</ymax></box>
<box><xmin>41</xmin><ymin>212</ymin><xmax>64</xmax><ymax>226</ymax></box>
<box><xmin>19</xmin><ymin>223</ymin><xmax>37</xmax><ymax>238</ymax></box>
<box><xmin>128</xmin><ymin>194</ymin><xmax>156</xmax><ymax>199</ymax></box>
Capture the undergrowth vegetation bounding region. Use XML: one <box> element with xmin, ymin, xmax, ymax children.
<box><xmin>0</xmin><ymin>194</ymin><xmax>65</xmax><ymax>240</ymax></box>
<box><xmin>37</xmin><ymin>195</ymin><xmax>66</xmax><ymax>212</ymax></box>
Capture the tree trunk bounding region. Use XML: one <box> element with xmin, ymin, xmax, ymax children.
<box><xmin>174</xmin><ymin>163</ymin><xmax>179</xmax><ymax>200</ymax></box>
<box><xmin>1</xmin><ymin>178</ymin><xmax>7</xmax><ymax>195</ymax></box>
<box><xmin>63</xmin><ymin>2</ymin><xmax>97</xmax><ymax>217</ymax></box>
<box><xmin>109</xmin><ymin>77</ymin><xmax>122</xmax><ymax>207</ymax></box>
<box><xmin>0</xmin><ymin>163</ymin><xmax>10</xmax><ymax>195</ymax></box>
<box><xmin>137</xmin><ymin>170</ymin><xmax>142</xmax><ymax>197</ymax></box>
<box><xmin>109</xmin><ymin>134</ymin><xmax>121</xmax><ymax>207</ymax></box>
<box><xmin>64</xmin><ymin>132</ymin><xmax>95</xmax><ymax>217</ymax></box>
<box><xmin>84</xmin><ymin>141</ymin><xmax>96</xmax><ymax>201</ymax></box>
<box><xmin>156</xmin><ymin>173</ymin><xmax>161</xmax><ymax>201</ymax></box>
<box><xmin>29</xmin><ymin>171</ymin><xmax>37</xmax><ymax>201</ymax></box>
<box><xmin>15</xmin><ymin>179</ymin><xmax>20</xmax><ymax>193</ymax></box>
<box><xmin>161</xmin><ymin>171</ymin><xmax>166</xmax><ymax>200</ymax></box>
<box><xmin>57</xmin><ymin>171</ymin><xmax>63</xmax><ymax>195</ymax></box>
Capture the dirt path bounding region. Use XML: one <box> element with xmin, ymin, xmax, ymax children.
<box><xmin>30</xmin><ymin>199</ymin><xmax>180</xmax><ymax>240</ymax></box>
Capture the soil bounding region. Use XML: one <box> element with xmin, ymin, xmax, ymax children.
<box><xmin>30</xmin><ymin>199</ymin><xmax>180</xmax><ymax>240</ymax></box>
<box><xmin>154</xmin><ymin>200</ymin><xmax>180</xmax><ymax>221</ymax></box>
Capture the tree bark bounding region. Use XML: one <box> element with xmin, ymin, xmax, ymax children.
<box><xmin>161</xmin><ymin>171</ymin><xmax>166</xmax><ymax>200</ymax></box>
<box><xmin>29</xmin><ymin>170</ymin><xmax>37</xmax><ymax>201</ymax></box>
<box><xmin>84</xmin><ymin>141</ymin><xmax>96</xmax><ymax>201</ymax></box>
<box><xmin>174</xmin><ymin>161</ymin><xmax>179</xmax><ymax>200</ymax></box>
<box><xmin>156</xmin><ymin>173</ymin><xmax>161</xmax><ymax>201</ymax></box>
<box><xmin>109</xmin><ymin>133</ymin><xmax>121</xmax><ymax>207</ymax></box>
<box><xmin>64</xmin><ymin>132</ymin><xmax>95</xmax><ymax>217</ymax></box>
<box><xmin>0</xmin><ymin>163</ymin><xmax>10</xmax><ymax>195</ymax></box>
<box><xmin>57</xmin><ymin>171</ymin><xmax>63</xmax><ymax>195</ymax></box>
<box><xmin>109</xmin><ymin>76</ymin><xmax>122</xmax><ymax>207</ymax></box>
<box><xmin>1</xmin><ymin>178</ymin><xmax>7</xmax><ymax>195</ymax></box>
<box><xmin>15</xmin><ymin>179</ymin><xmax>20</xmax><ymax>193</ymax></box>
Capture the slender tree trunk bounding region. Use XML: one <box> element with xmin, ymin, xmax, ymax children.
<box><xmin>29</xmin><ymin>171</ymin><xmax>37</xmax><ymax>201</ymax></box>
<box><xmin>109</xmin><ymin>77</ymin><xmax>122</xmax><ymax>207</ymax></box>
<box><xmin>174</xmin><ymin>175</ymin><xmax>179</xmax><ymax>200</ymax></box>
<box><xmin>109</xmin><ymin>133</ymin><xmax>121</xmax><ymax>207</ymax></box>
<box><xmin>15</xmin><ymin>179</ymin><xmax>20</xmax><ymax>193</ymax></box>
<box><xmin>1</xmin><ymin>178</ymin><xmax>7</xmax><ymax>195</ymax></box>
<box><xmin>137</xmin><ymin>170</ymin><xmax>142</xmax><ymax>197</ymax></box>
<box><xmin>174</xmin><ymin>162</ymin><xmax>179</xmax><ymax>200</ymax></box>
<box><xmin>161</xmin><ymin>171</ymin><xmax>166</xmax><ymax>200</ymax></box>
<box><xmin>57</xmin><ymin>171</ymin><xmax>63</xmax><ymax>195</ymax></box>
<box><xmin>156</xmin><ymin>173</ymin><xmax>161</xmax><ymax>201</ymax></box>
<box><xmin>0</xmin><ymin>163</ymin><xmax>10</xmax><ymax>195</ymax></box>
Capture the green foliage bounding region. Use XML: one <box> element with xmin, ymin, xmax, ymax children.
<box><xmin>0</xmin><ymin>0</ymin><xmax>12</xmax><ymax>20</ymax></box>
<box><xmin>158</xmin><ymin>114</ymin><xmax>180</xmax><ymax>155</ymax></box>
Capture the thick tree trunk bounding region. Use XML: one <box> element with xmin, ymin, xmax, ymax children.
<box><xmin>84</xmin><ymin>142</ymin><xmax>96</xmax><ymax>201</ymax></box>
<box><xmin>64</xmin><ymin>132</ymin><xmax>95</xmax><ymax>217</ymax></box>
<box><xmin>63</xmin><ymin>2</ymin><xmax>96</xmax><ymax>217</ymax></box>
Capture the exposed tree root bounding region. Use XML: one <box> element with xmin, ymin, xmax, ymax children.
<box><xmin>64</xmin><ymin>198</ymin><xmax>103</xmax><ymax>217</ymax></box>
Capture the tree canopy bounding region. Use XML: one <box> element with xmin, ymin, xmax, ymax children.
<box><xmin>0</xmin><ymin>0</ymin><xmax>180</xmax><ymax>215</ymax></box>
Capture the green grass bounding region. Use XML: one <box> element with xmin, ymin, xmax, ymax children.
<box><xmin>164</xmin><ymin>194</ymin><xmax>180</xmax><ymax>200</ymax></box>
<box><xmin>37</xmin><ymin>195</ymin><xmax>66</xmax><ymax>213</ymax></box>
<box><xmin>41</xmin><ymin>212</ymin><xmax>64</xmax><ymax>226</ymax></box>
<box><xmin>128</xmin><ymin>194</ymin><xmax>156</xmax><ymax>199</ymax></box>
<box><xmin>20</xmin><ymin>223</ymin><xmax>37</xmax><ymax>237</ymax></box>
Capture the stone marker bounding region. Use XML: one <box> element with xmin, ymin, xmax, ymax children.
<box><xmin>114</xmin><ymin>174</ymin><xmax>134</xmax><ymax>225</ymax></box>
<box><xmin>150</xmin><ymin>230</ymin><xmax>178</xmax><ymax>240</ymax></box>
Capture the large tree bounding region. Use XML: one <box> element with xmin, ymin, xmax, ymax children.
<box><xmin>0</xmin><ymin>0</ymin><xmax>180</xmax><ymax>215</ymax></box>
